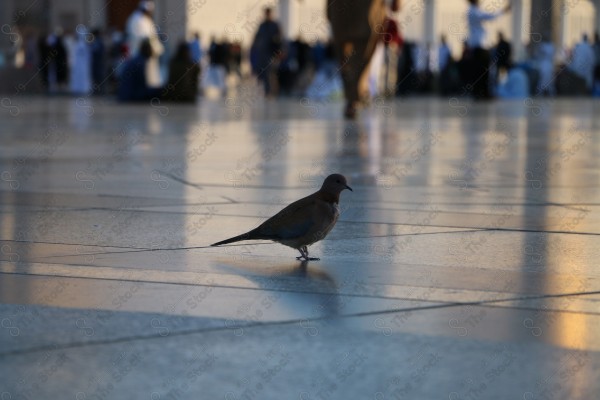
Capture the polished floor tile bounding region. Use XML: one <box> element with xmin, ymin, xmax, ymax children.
<box><xmin>1</xmin><ymin>96</ymin><xmax>599</xmax><ymax>399</ymax></box>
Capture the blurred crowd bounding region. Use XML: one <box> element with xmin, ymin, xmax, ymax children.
<box><xmin>6</xmin><ymin>0</ymin><xmax>600</xmax><ymax>103</ymax></box>
<box><xmin>401</xmin><ymin>31</ymin><xmax>600</xmax><ymax>99</ymax></box>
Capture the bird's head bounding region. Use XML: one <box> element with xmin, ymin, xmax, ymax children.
<box><xmin>321</xmin><ymin>174</ymin><xmax>353</xmax><ymax>195</ymax></box>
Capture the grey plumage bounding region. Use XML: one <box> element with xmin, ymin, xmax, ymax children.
<box><xmin>211</xmin><ymin>174</ymin><xmax>352</xmax><ymax>261</ymax></box>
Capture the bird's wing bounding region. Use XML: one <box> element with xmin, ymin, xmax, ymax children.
<box><xmin>255</xmin><ymin>195</ymin><xmax>318</xmax><ymax>240</ymax></box>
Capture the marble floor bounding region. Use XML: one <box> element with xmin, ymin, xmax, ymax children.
<box><xmin>0</xmin><ymin>96</ymin><xmax>599</xmax><ymax>399</ymax></box>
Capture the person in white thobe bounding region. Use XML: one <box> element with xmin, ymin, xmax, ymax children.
<box><xmin>69</xmin><ymin>26</ymin><xmax>92</xmax><ymax>94</ymax></box>
<box><xmin>535</xmin><ymin>40</ymin><xmax>555</xmax><ymax>96</ymax></box>
<box><xmin>465</xmin><ymin>0</ymin><xmax>510</xmax><ymax>99</ymax></box>
<box><xmin>569</xmin><ymin>34</ymin><xmax>595</xmax><ymax>90</ymax></box>
<box><xmin>125</xmin><ymin>0</ymin><xmax>164</xmax><ymax>88</ymax></box>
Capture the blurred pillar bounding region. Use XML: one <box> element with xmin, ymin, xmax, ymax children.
<box><xmin>510</xmin><ymin>0</ymin><xmax>526</xmax><ymax>61</ymax></box>
<box><xmin>529</xmin><ymin>0</ymin><xmax>563</xmax><ymax>55</ymax></box>
<box><xmin>424</xmin><ymin>0</ymin><xmax>436</xmax><ymax>46</ymax></box>
<box><xmin>278</xmin><ymin>0</ymin><xmax>293</xmax><ymax>40</ymax></box>
<box><xmin>87</xmin><ymin>0</ymin><xmax>106</xmax><ymax>28</ymax></box>
<box><xmin>529</xmin><ymin>0</ymin><xmax>553</xmax><ymax>42</ymax></box>
<box><xmin>554</xmin><ymin>0</ymin><xmax>567</xmax><ymax>56</ymax></box>
<box><xmin>594</xmin><ymin>0</ymin><xmax>600</xmax><ymax>34</ymax></box>
<box><xmin>155</xmin><ymin>0</ymin><xmax>186</xmax><ymax>54</ymax></box>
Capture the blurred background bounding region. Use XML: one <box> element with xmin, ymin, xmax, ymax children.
<box><xmin>0</xmin><ymin>0</ymin><xmax>599</xmax><ymax>99</ymax></box>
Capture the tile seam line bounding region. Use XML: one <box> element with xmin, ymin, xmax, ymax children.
<box><xmin>0</xmin><ymin>269</ymin><xmax>495</xmax><ymax>302</ymax></box>
<box><xmin>32</xmin><ymin>228</ymin><xmax>488</xmax><ymax>258</ymax></box>
<box><xmin>17</xmin><ymin>224</ymin><xmax>595</xmax><ymax>259</ymax></box>
<box><xmin>2</xmin><ymin>290</ymin><xmax>599</xmax><ymax>358</ymax></box>
<box><xmin>16</xmin><ymin>202</ymin><xmax>593</xmax><ymax>215</ymax></box>
<box><xmin>3</xmin><ymin>267</ymin><xmax>596</xmax><ymax>304</ymax></box>
<box><xmin>5</xmin><ymin>199</ymin><xmax>598</xmax><ymax>208</ymax></box>
<box><xmin>0</xmin><ymin>304</ymin><xmax>463</xmax><ymax>358</ymax></box>
<box><xmin>0</xmin><ymin>239</ymin><xmax>150</xmax><ymax>251</ymax></box>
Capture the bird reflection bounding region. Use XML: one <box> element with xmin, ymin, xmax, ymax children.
<box><xmin>213</xmin><ymin>258</ymin><xmax>342</xmax><ymax>318</ymax></box>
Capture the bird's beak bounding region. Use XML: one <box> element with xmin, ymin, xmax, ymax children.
<box><xmin>346</xmin><ymin>185</ymin><xmax>353</xmax><ymax>191</ymax></box>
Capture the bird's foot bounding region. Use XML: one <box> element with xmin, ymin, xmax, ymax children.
<box><xmin>297</xmin><ymin>246</ymin><xmax>319</xmax><ymax>261</ymax></box>
<box><xmin>296</xmin><ymin>256</ymin><xmax>320</xmax><ymax>261</ymax></box>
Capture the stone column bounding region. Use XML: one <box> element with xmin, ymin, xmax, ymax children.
<box><xmin>276</xmin><ymin>0</ymin><xmax>293</xmax><ymax>39</ymax></box>
<box><xmin>529</xmin><ymin>0</ymin><xmax>561</xmax><ymax>54</ymax></box>
<box><xmin>424</xmin><ymin>0</ymin><xmax>436</xmax><ymax>46</ymax></box>
<box><xmin>593</xmin><ymin>0</ymin><xmax>600</xmax><ymax>35</ymax></box>
<box><xmin>156</xmin><ymin>0</ymin><xmax>187</xmax><ymax>52</ymax></box>
<box><xmin>510</xmin><ymin>0</ymin><xmax>526</xmax><ymax>61</ymax></box>
<box><xmin>87</xmin><ymin>0</ymin><xmax>107</xmax><ymax>28</ymax></box>
<box><xmin>529</xmin><ymin>0</ymin><xmax>553</xmax><ymax>40</ymax></box>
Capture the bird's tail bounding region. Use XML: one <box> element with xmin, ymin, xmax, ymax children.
<box><xmin>211</xmin><ymin>231</ymin><xmax>255</xmax><ymax>247</ymax></box>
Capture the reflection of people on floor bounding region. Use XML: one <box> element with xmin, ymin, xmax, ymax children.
<box><xmin>328</xmin><ymin>0</ymin><xmax>387</xmax><ymax>118</ymax></box>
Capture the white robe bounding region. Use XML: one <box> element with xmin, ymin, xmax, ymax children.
<box><xmin>569</xmin><ymin>41</ymin><xmax>594</xmax><ymax>89</ymax></box>
<box><xmin>536</xmin><ymin>42</ymin><xmax>555</xmax><ymax>95</ymax></box>
<box><xmin>69</xmin><ymin>35</ymin><xmax>92</xmax><ymax>94</ymax></box>
<box><xmin>125</xmin><ymin>10</ymin><xmax>164</xmax><ymax>88</ymax></box>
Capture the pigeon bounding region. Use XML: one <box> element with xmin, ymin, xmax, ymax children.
<box><xmin>211</xmin><ymin>174</ymin><xmax>352</xmax><ymax>261</ymax></box>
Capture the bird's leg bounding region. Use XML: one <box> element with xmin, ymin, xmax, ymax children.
<box><xmin>296</xmin><ymin>246</ymin><xmax>320</xmax><ymax>261</ymax></box>
<box><xmin>296</xmin><ymin>246</ymin><xmax>308</xmax><ymax>261</ymax></box>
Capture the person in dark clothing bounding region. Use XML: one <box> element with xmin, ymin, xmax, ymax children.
<box><xmin>278</xmin><ymin>37</ymin><xmax>312</xmax><ymax>95</ymax></box>
<box><xmin>494</xmin><ymin>31</ymin><xmax>512</xmax><ymax>86</ymax></box>
<box><xmin>327</xmin><ymin>0</ymin><xmax>387</xmax><ymax>118</ymax></box>
<box><xmin>396</xmin><ymin>42</ymin><xmax>417</xmax><ymax>95</ymax></box>
<box><xmin>90</xmin><ymin>28</ymin><xmax>106</xmax><ymax>94</ymax></box>
<box><xmin>164</xmin><ymin>41</ymin><xmax>200</xmax><ymax>102</ymax></box>
<box><xmin>229</xmin><ymin>41</ymin><xmax>242</xmax><ymax>76</ymax></box>
<box><xmin>37</xmin><ymin>33</ymin><xmax>52</xmax><ymax>91</ymax></box>
<box><xmin>251</xmin><ymin>7</ymin><xmax>282</xmax><ymax>97</ymax></box>
<box><xmin>118</xmin><ymin>39</ymin><xmax>162</xmax><ymax>101</ymax></box>
<box><xmin>465</xmin><ymin>0</ymin><xmax>510</xmax><ymax>100</ymax></box>
<box><xmin>53</xmin><ymin>33</ymin><xmax>69</xmax><ymax>90</ymax></box>
<box><xmin>219</xmin><ymin>39</ymin><xmax>231</xmax><ymax>73</ymax></box>
<box><xmin>278</xmin><ymin>40</ymin><xmax>295</xmax><ymax>95</ymax></box>
<box><xmin>207</xmin><ymin>36</ymin><xmax>228</xmax><ymax>95</ymax></box>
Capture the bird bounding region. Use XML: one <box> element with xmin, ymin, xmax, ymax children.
<box><xmin>211</xmin><ymin>174</ymin><xmax>352</xmax><ymax>261</ymax></box>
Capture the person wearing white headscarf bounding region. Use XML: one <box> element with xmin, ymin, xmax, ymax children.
<box><xmin>569</xmin><ymin>34</ymin><xmax>595</xmax><ymax>90</ymax></box>
<box><xmin>465</xmin><ymin>0</ymin><xmax>510</xmax><ymax>99</ymax></box>
<box><xmin>125</xmin><ymin>0</ymin><xmax>164</xmax><ymax>88</ymax></box>
<box><xmin>69</xmin><ymin>26</ymin><xmax>92</xmax><ymax>94</ymax></box>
